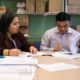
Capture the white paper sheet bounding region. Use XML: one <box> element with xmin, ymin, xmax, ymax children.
<box><xmin>0</xmin><ymin>56</ymin><xmax>37</xmax><ymax>80</ymax></box>
<box><xmin>0</xmin><ymin>56</ymin><xmax>38</xmax><ymax>65</ymax></box>
<box><xmin>0</xmin><ymin>65</ymin><xmax>36</xmax><ymax>80</ymax></box>
<box><xmin>0</xmin><ymin>73</ymin><xmax>32</xmax><ymax>80</ymax></box>
<box><xmin>19</xmin><ymin>52</ymin><xmax>32</xmax><ymax>57</ymax></box>
<box><xmin>52</xmin><ymin>52</ymin><xmax>80</xmax><ymax>59</ymax></box>
<box><xmin>38</xmin><ymin>62</ymin><xmax>80</xmax><ymax>72</ymax></box>
<box><xmin>21</xmin><ymin>51</ymin><xmax>80</xmax><ymax>59</ymax></box>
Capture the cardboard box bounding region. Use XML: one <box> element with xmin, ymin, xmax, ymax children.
<box><xmin>67</xmin><ymin>5</ymin><xmax>80</xmax><ymax>14</ymax></box>
<box><xmin>36</xmin><ymin>0</ymin><xmax>45</xmax><ymax>14</ymax></box>
<box><xmin>49</xmin><ymin>0</ymin><xmax>63</xmax><ymax>13</ymax></box>
<box><xmin>68</xmin><ymin>0</ymin><xmax>80</xmax><ymax>5</ymax></box>
<box><xmin>18</xmin><ymin>15</ymin><xmax>28</xmax><ymax>26</ymax></box>
<box><xmin>26</xmin><ymin>0</ymin><xmax>35</xmax><ymax>14</ymax></box>
<box><xmin>67</xmin><ymin>5</ymin><xmax>77</xmax><ymax>14</ymax></box>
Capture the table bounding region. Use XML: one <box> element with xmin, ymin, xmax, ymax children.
<box><xmin>34</xmin><ymin>56</ymin><xmax>80</xmax><ymax>80</ymax></box>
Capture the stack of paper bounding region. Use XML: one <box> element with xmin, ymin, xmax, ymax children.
<box><xmin>0</xmin><ymin>65</ymin><xmax>36</xmax><ymax>80</ymax></box>
<box><xmin>38</xmin><ymin>62</ymin><xmax>80</xmax><ymax>72</ymax></box>
<box><xmin>0</xmin><ymin>56</ymin><xmax>37</xmax><ymax>80</ymax></box>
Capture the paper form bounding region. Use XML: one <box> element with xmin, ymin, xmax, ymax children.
<box><xmin>38</xmin><ymin>62</ymin><xmax>80</xmax><ymax>72</ymax></box>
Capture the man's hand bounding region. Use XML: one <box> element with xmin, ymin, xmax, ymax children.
<box><xmin>30</xmin><ymin>46</ymin><xmax>38</xmax><ymax>54</ymax></box>
<box><xmin>54</xmin><ymin>42</ymin><xmax>63</xmax><ymax>51</ymax></box>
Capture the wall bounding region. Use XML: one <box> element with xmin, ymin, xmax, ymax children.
<box><xmin>0</xmin><ymin>0</ymin><xmax>17</xmax><ymax>12</ymax></box>
<box><xmin>28</xmin><ymin>15</ymin><xmax>56</xmax><ymax>41</ymax></box>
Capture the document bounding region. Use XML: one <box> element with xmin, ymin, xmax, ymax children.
<box><xmin>0</xmin><ymin>65</ymin><xmax>37</xmax><ymax>80</ymax></box>
<box><xmin>0</xmin><ymin>56</ymin><xmax>38</xmax><ymax>65</ymax></box>
<box><xmin>21</xmin><ymin>51</ymin><xmax>80</xmax><ymax>59</ymax></box>
<box><xmin>38</xmin><ymin>62</ymin><xmax>80</xmax><ymax>72</ymax></box>
<box><xmin>52</xmin><ymin>52</ymin><xmax>80</xmax><ymax>59</ymax></box>
<box><xmin>0</xmin><ymin>73</ymin><xmax>32</xmax><ymax>80</ymax></box>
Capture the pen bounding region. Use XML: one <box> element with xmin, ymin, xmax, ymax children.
<box><xmin>42</xmin><ymin>54</ymin><xmax>53</xmax><ymax>56</ymax></box>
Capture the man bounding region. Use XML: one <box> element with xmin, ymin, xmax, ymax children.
<box><xmin>40</xmin><ymin>12</ymin><xmax>80</xmax><ymax>53</ymax></box>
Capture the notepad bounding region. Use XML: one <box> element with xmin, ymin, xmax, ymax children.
<box><xmin>38</xmin><ymin>62</ymin><xmax>80</xmax><ymax>72</ymax></box>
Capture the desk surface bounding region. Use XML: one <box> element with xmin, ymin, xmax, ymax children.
<box><xmin>34</xmin><ymin>56</ymin><xmax>80</xmax><ymax>80</ymax></box>
<box><xmin>0</xmin><ymin>53</ymin><xmax>80</xmax><ymax>80</ymax></box>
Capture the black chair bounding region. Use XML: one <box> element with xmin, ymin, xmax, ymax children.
<box><xmin>34</xmin><ymin>41</ymin><xmax>41</xmax><ymax>51</ymax></box>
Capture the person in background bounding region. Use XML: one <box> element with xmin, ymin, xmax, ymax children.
<box><xmin>0</xmin><ymin>12</ymin><xmax>37</xmax><ymax>56</ymax></box>
<box><xmin>40</xmin><ymin>12</ymin><xmax>80</xmax><ymax>53</ymax></box>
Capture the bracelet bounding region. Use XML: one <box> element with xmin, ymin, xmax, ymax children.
<box><xmin>8</xmin><ymin>50</ymin><xmax>10</xmax><ymax>56</ymax></box>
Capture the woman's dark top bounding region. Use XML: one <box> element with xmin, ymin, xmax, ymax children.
<box><xmin>0</xmin><ymin>32</ymin><xmax>32</xmax><ymax>55</ymax></box>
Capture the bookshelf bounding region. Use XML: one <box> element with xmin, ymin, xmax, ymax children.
<box><xmin>0</xmin><ymin>0</ymin><xmax>65</xmax><ymax>15</ymax></box>
<box><xmin>0</xmin><ymin>0</ymin><xmax>64</xmax><ymax>36</ymax></box>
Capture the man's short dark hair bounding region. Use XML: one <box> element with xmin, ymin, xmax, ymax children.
<box><xmin>56</xmin><ymin>12</ymin><xmax>71</xmax><ymax>21</ymax></box>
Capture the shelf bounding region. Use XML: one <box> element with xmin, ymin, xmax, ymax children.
<box><xmin>44</xmin><ymin>12</ymin><xmax>59</xmax><ymax>16</ymax></box>
<box><xmin>16</xmin><ymin>13</ymin><xmax>44</xmax><ymax>15</ymax></box>
<box><xmin>0</xmin><ymin>0</ymin><xmax>65</xmax><ymax>15</ymax></box>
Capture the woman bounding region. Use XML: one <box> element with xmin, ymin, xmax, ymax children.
<box><xmin>0</xmin><ymin>13</ymin><xmax>37</xmax><ymax>56</ymax></box>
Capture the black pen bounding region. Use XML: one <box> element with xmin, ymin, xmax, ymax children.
<box><xmin>42</xmin><ymin>54</ymin><xmax>52</xmax><ymax>56</ymax></box>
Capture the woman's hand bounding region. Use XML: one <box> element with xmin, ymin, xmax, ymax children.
<box><xmin>3</xmin><ymin>49</ymin><xmax>21</xmax><ymax>56</ymax></box>
<box><xmin>9</xmin><ymin>49</ymin><xmax>21</xmax><ymax>56</ymax></box>
<box><xmin>30</xmin><ymin>46</ymin><xmax>38</xmax><ymax>54</ymax></box>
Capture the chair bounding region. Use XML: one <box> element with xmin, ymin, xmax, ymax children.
<box><xmin>34</xmin><ymin>41</ymin><xmax>41</xmax><ymax>51</ymax></box>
